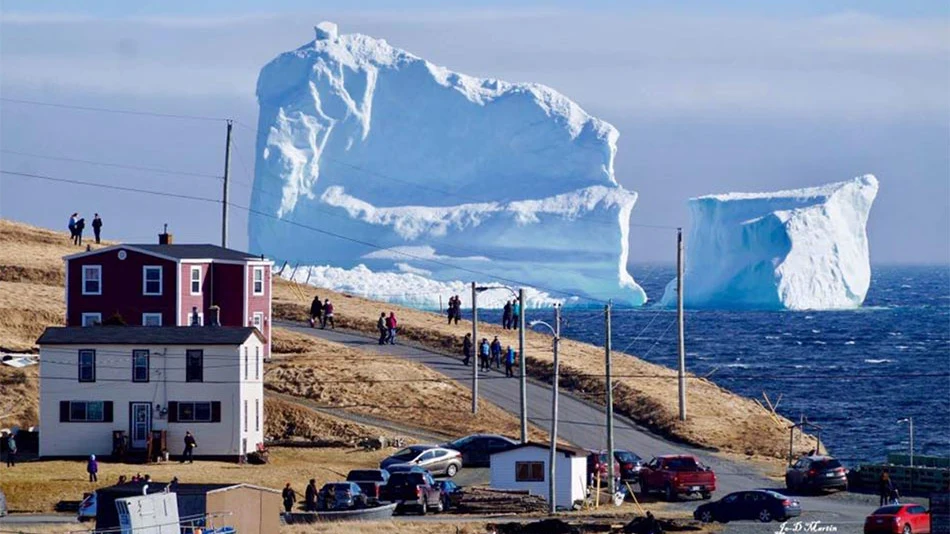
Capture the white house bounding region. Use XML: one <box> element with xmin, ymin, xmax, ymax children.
<box><xmin>489</xmin><ymin>442</ymin><xmax>588</xmax><ymax>508</ymax></box>
<box><xmin>37</xmin><ymin>326</ymin><xmax>265</xmax><ymax>460</ymax></box>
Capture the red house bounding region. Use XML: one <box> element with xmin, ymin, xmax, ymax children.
<box><xmin>64</xmin><ymin>238</ymin><xmax>273</xmax><ymax>357</ymax></box>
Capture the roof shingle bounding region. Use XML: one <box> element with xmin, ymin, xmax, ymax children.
<box><xmin>37</xmin><ymin>326</ymin><xmax>261</xmax><ymax>346</ymax></box>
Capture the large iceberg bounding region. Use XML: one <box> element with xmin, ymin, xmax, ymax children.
<box><xmin>248</xmin><ymin>22</ymin><xmax>647</xmax><ymax>307</ymax></box>
<box><xmin>660</xmin><ymin>175</ymin><xmax>879</xmax><ymax>310</ymax></box>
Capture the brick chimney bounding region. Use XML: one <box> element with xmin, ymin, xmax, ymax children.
<box><xmin>159</xmin><ymin>223</ymin><xmax>173</xmax><ymax>245</ymax></box>
<box><xmin>207</xmin><ymin>305</ymin><xmax>221</xmax><ymax>327</ymax></box>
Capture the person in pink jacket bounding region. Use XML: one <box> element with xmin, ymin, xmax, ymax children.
<box><xmin>385</xmin><ymin>312</ymin><xmax>398</xmax><ymax>345</ymax></box>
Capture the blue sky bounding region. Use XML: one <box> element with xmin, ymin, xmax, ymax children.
<box><xmin>1</xmin><ymin>1</ymin><xmax>948</xmax><ymax>264</ymax></box>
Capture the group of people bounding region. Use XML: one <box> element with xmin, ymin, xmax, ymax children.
<box><xmin>68</xmin><ymin>212</ymin><xmax>103</xmax><ymax>246</ymax></box>
<box><xmin>116</xmin><ymin>473</ymin><xmax>156</xmax><ymax>485</ymax></box>
<box><xmin>501</xmin><ymin>299</ymin><xmax>521</xmax><ymax>330</ymax></box>
<box><xmin>308</xmin><ymin>296</ymin><xmax>336</xmax><ymax>329</ymax></box>
<box><xmin>281</xmin><ymin>479</ymin><xmax>320</xmax><ymax>513</ymax></box>
<box><xmin>446</xmin><ymin>295</ymin><xmax>463</xmax><ymax>324</ymax></box>
<box><xmin>462</xmin><ymin>334</ymin><xmax>517</xmax><ymax>377</ymax></box>
<box><xmin>377</xmin><ymin>312</ymin><xmax>398</xmax><ymax>345</ymax></box>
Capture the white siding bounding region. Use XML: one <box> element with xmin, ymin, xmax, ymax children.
<box><xmin>489</xmin><ymin>446</ymin><xmax>587</xmax><ymax>507</ymax></box>
<box><xmin>39</xmin><ymin>336</ymin><xmax>265</xmax><ymax>458</ymax></box>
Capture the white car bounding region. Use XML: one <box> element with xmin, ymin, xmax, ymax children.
<box><xmin>78</xmin><ymin>492</ymin><xmax>96</xmax><ymax>522</ymax></box>
<box><xmin>380</xmin><ymin>445</ymin><xmax>463</xmax><ymax>477</ymax></box>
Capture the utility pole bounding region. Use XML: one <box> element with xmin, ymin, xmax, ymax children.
<box><xmin>221</xmin><ymin>119</ymin><xmax>233</xmax><ymax>248</ymax></box>
<box><xmin>519</xmin><ymin>288</ymin><xmax>528</xmax><ymax>444</ymax></box>
<box><xmin>471</xmin><ymin>281</ymin><xmax>478</xmax><ymax>415</ymax></box>
<box><xmin>605</xmin><ymin>301</ymin><xmax>615</xmax><ymax>494</ymax></box>
<box><xmin>548</xmin><ymin>305</ymin><xmax>561</xmax><ymax>514</ymax></box>
<box><xmin>677</xmin><ymin>227</ymin><xmax>687</xmax><ymax>421</ymax></box>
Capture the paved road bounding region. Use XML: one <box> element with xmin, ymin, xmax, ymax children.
<box><xmin>0</xmin><ymin>514</ymin><xmax>79</xmax><ymax>525</ymax></box>
<box><xmin>279</xmin><ymin>321</ymin><xmax>878</xmax><ymax>533</ymax></box>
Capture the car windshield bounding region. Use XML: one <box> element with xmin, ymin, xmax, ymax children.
<box><xmin>347</xmin><ymin>470</ymin><xmax>385</xmax><ymax>482</ymax></box>
<box><xmin>873</xmin><ymin>506</ymin><xmax>905</xmax><ymax>515</ymax></box>
<box><xmin>667</xmin><ymin>457</ymin><xmax>700</xmax><ymax>471</ymax></box>
<box><xmin>615</xmin><ymin>451</ymin><xmax>640</xmax><ymax>463</ymax></box>
<box><xmin>813</xmin><ymin>459</ymin><xmax>843</xmax><ymax>470</ymax></box>
<box><xmin>391</xmin><ymin>447</ymin><xmax>423</xmax><ymax>460</ymax></box>
<box><xmin>449</xmin><ymin>436</ymin><xmax>476</xmax><ymax>448</ymax></box>
<box><xmin>390</xmin><ymin>473</ymin><xmax>426</xmax><ymax>486</ymax></box>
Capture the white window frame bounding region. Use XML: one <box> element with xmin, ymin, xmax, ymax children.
<box><xmin>142</xmin><ymin>313</ymin><xmax>163</xmax><ymax>326</ymax></box>
<box><xmin>143</xmin><ymin>266</ymin><xmax>163</xmax><ymax>296</ymax></box>
<box><xmin>190</xmin><ymin>266</ymin><xmax>202</xmax><ymax>295</ymax></box>
<box><xmin>81</xmin><ymin>312</ymin><xmax>101</xmax><ymax>327</ymax></box>
<box><xmin>252</xmin><ymin>312</ymin><xmax>263</xmax><ymax>331</ymax></box>
<box><xmin>82</xmin><ymin>265</ymin><xmax>102</xmax><ymax>295</ymax></box>
<box><xmin>252</xmin><ymin>266</ymin><xmax>264</xmax><ymax>295</ymax></box>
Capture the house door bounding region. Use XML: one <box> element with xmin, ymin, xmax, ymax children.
<box><xmin>130</xmin><ymin>402</ymin><xmax>151</xmax><ymax>449</ymax></box>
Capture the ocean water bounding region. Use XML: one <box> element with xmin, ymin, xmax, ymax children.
<box><xmin>482</xmin><ymin>265</ymin><xmax>950</xmax><ymax>465</ymax></box>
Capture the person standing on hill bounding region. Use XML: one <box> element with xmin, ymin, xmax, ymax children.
<box><xmin>490</xmin><ymin>336</ymin><xmax>502</xmax><ymax>369</ymax></box>
<box><xmin>512</xmin><ymin>300</ymin><xmax>521</xmax><ymax>329</ymax></box>
<box><xmin>68</xmin><ymin>213</ymin><xmax>78</xmax><ymax>244</ymax></box>
<box><xmin>305</xmin><ymin>478</ymin><xmax>318</xmax><ymax>512</ymax></box>
<box><xmin>282</xmin><ymin>483</ymin><xmax>297</xmax><ymax>513</ymax></box>
<box><xmin>447</xmin><ymin>296</ymin><xmax>456</xmax><ymax>325</ymax></box>
<box><xmin>462</xmin><ymin>333</ymin><xmax>473</xmax><ymax>366</ymax></box>
<box><xmin>322</xmin><ymin>299</ymin><xmax>335</xmax><ymax>329</ymax></box>
<box><xmin>87</xmin><ymin>454</ymin><xmax>99</xmax><ymax>482</ymax></box>
<box><xmin>5</xmin><ymin>433</ymin><xmax>16</xmax><ymax>467</ymax></box>
<box><xmin>505</xmin><ymin>346</ymin><xmax>516</xmax><ymax>377</ymax></box>
<box><xmin>479</xmin><ymin>338</ymin><xmax>490</xmax><ymax>371</ymax></box>
<box><xmin>502</xmin><ymin>300</ymin><xmax>513</xmax><ymax>330</ymax></box>
<box><xmin>377</xmin><ymin>312</ymin><xmax>388</xmax><ymax>344</ymax></box>
<box><xmin>386</xmin><ymin>312</ymin><xmax>398</xmax><ymax>345</ymax></box>
<box><xmin>309</xmin><ymin>296</ymin><xmax>323</xmax><ymax>328</ymax></box>
<box><xmin>92</xmin><ymin>214</ymin><xmax>103</xmax><ymax>244</ymax></box>
<box><xmin>451</xmin><ymin>295</ymin><xmax>462</xmax><ymax>325</ymax></box>
<box><xmin>74</xmin><ymin>217</ymin><xmax>86</xmax><ymax>246</ymax></box>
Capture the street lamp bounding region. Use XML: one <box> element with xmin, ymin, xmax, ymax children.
<box><xmin>530</xmin><ymin>306</ymin><xmax>560</xmax><ymax>515</ymax></box>
<box><xmin>897</xmin><ymin>418</ymin><xmax>914</xmax><ymax>467</ymax></box>
<box><xmin>476</xmin><ymin>285</ymin><xmax>528</xmax><ymax>444</ymax></box>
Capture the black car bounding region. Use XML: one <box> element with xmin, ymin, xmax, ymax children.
<box><xmin>694</xmin><ymin>490</ymin><xmax>801</xmax><ymax>523</ymax></box>
<box><xmin>384</xmin><ymin>464</ymin><xmax>429</xmax><ymax>475</ymax></box>
<box><xmin>442</xmin><ymin>434</ymin><xmax>519</xmax><ymax>467</ymax></box>
<box><xmin>434</xmin><ymin>480</ymin><xmax>463</xmax><ymax>511</ymax></box>
<box><xmin>614</xmin><ymin>450</ymin><xmax>644</xmax><ymax>482</ymax></box>
<box><xmin>316</xmin><ymin>482</ymin><xmax>368</xmax><ymax>511</ymax></box>
<box><xmin>785</xmin><ymin>455</ymin><xmax>848</xmax><ymax>493</ymax></box>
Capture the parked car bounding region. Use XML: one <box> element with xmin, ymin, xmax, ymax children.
<box><xmin>785</xmin><ymin>455</ymin><xmax>848</xmax><ymax>493</ymax></box>
<box><xmin>587</xmin><ymin>450</ymin><xmax>621</xmax><ymax>486</ymax></box>
<box><xmin>694</xmin><ymin>490</ymin><xmax>801</xmax><ymax>523</ymax></box>
<box><xmin>434</xmin><ymin>480</ymin><xmax>463</xmax><ymax>511</ymax></box>
<box><xmin>442</xmin><ymin>434</ymin><xmax>518</xmax><ymax>467</ymax></box>
<box><xmin>615</xmin><ymin>450</ymin><xmax>644</xmax><ymax>482</ymax></box>
<box><xmin>384</xmin><ymin>470</ymin><xmax>443</xmax><ymax>515</ymax></box>
<box><xmin>864</xmin><ymin>504</ymin><xmax>931</xmax><ymax>534</ymax></box>
<box><xmin>77</xmin><ymin>492</ymin><xmax>97</xmax><ymax>522</ymax></box>
<box><xmin>639</xmin><ymin>455</ymin><xmax>716</xmax><ymax>501</ymax></box>
<box><xmin>316</xmin><ymin>482</ymin><xmax>368</xmax><ymax>511</ymax></box>
<box><xmin>380</xmin><ymin>445</ymin><xmax>463</xmax><ymax>477</ymax></box>
<box><xmin>384</xmin><ymin>464</ymin><xmax>429</xmax><ymax>475</ymax></box>
<box><xmin>345</xmin><ymin>469</ymin><xmax>390</xmax><ymax>503</ymax></box>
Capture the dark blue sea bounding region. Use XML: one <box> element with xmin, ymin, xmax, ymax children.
<box><xmin>481</xmin><ymin>265</ymin><xmax>950</xmax><ymax>465</ymax></box>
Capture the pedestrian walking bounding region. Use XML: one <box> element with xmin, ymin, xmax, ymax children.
<box><xmin>87</xmin><ymin>454</ymin><xmax>99</xmax><ymax>482</ymax></box>
<box><xmin>502</xmin><ymin>301</ymin><xmax>512</xmax><ymax>330</ymax></box>
<box><xmin>180</xmin><ymin>431</ymin><xmax>197</xmax><ymax>463</ymax></box>
<box><xmin>490</xmin><ymin>336</ymin><xmax>502</xmax><ymax>369</ymax></box>
<box><xmin>878</xmin><ymin>471</ymin><xmax>893</xmax><ymax>506</ymax></box>
<box><xmin>305</xmin><ymin>478</ymin><xmax>318</xmax><ymax>512</ymax></box>
<box><xmin>386</xmin><ymin>312</ymin><xmax>398</xmax><ymax>345</ymax></box>
<box><xmin>282</xmin><ymin>483</ymin><xmax>297</xmax><ymax>513</ymax></box>
<box><xmin>321</xmin><ymin>299</ymin><xmax>335</xmax><ymax>329</ymax></box>
<box><xmin>451</xmin><ymin>295</ymin><xmax>461</xmax><ymax>325</ymax></box>
<box><xmin>447</xmin><ymin>296</ymin><xmax>456</xmax><ymax>325</ymax></box>
<box><xmin>479</xmin><ymin>338</ymin><xmax>490</xmax><ymax>371</ymax></box>
<box><xmin>462</xmin><ymin>333</ymin><xmax>472</xmax><ymax>366</ymax></box>
<box><xmin>309</xmin><ymin>296</ymin><xmax>323</xmax><ymax>328</ymax></box>
<box><xmin>377</xmin><ymin>312</ymin><xmax>388</xmax><ymax>345</ymax></box>
<box><xmin>5</xmin><ymin>433</ymin><xmax>16</xmax><ymax>467</ymax></box>
<box><xmin>512</xmin><ymin>300</ymin><xmax>521</xmax><ymax>329</ymax></box>
<box><xmin>74</xmin><ymin>217</ymin><xmax>86</xmax><ymax>246</ymax></box>
<box><xmin>92</xmin><ymin>213</ymin><xmax>103</xmax><ymax>244</ymax></box>
<box><xmin>505</xmin><ymin>346</ymin><xmax>516</xmax><ymax>377</ymax></box>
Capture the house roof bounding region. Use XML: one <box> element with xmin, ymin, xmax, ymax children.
<box><xmin>490</xmin><ymin>441</ymin><xmax>588</xmax><ymax>458</ymax></box>
<box><xmin>36</xmin><ymin>326</ymin><xmax>263</xmax><ymax>346</ymax></box>
<box><xmin>63</xmin><ymin>243</ymin><xmax>269</xmax><ymax>263</ymax></box>
<box><xmin>97</xmin><ymin>481</ymin><xmax>280</xmax><ymax>496</ymax></box>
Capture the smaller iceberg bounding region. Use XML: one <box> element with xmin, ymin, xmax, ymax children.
<box><xmin>661</xmin><ymin>175</ymin><xmax>879</xmax><ymax>310</ymax></box>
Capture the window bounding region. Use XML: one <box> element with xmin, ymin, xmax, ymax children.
<box><xmin>82</xmin><ymin>265</ymin><xmax>102</xmax><ymax>295</ymax></box>
<box><xmin>189</xmin><ymin>311</ymin><xmax>204</xmax><ymax>327</ymax></box>
<box><xmin>78</xmin><ymin>349</ymin><xmax>96</xmax><ymax>382</ymax></box>
<box><xmin>252</xmin><ymin>312</ymin><xmax>263</xmax><ymax>331</ymax></box>
<box><xmin>255</xmin><ymin>347</ymin><xmax>260</xmax><ymax>380</ymax></box>
<box><xmin>252</xmin><ymin>267</ymin><xmax>264</xmax><ymax>295</ymax></box>
<box><xmin>60</xmin><ymin>401</ymin><xmax>112</xmax><ymax>422</ymax></box>
<box><xmin>142</xmin><ymin>313</ymin><xmax>162</xmax><ymax>326</ymax></box>
<box><xmin>255</xmin><ymin>398</ymin><xmax>260</xmax><ymax>431</ymax></box>
<box><xmin>81</xmin><ymin>313</ymin><xmax>101</xmax><ymax>327</ymax></box>
<box><xmin>143</xmin><ymin>266</ymin><xmax>162</xmax><ymax>295</ymax></box>
<box><xmin>132</xmin><ymin>350</ymin><xmax>149</xmax><ymax>382</ymax></box>
<box><xmin>515</xmin><ymin>461</ymin><xmax>545</xmax><ymax>482</ymax></box>
<box><xmin>185</xmin><ymin>349</ymin><xmax>203</xmax><ymax>382</ymax></box>
<box><xmin>244</xmin><ymin>400</ymin><xmax>248</xmax><ymax>432</ymax></box>
<box><xmin>244</xmin><ymin>347</ymin><xmax>249</xmax><ymax>380</ymax></box>
<box><xmin>190</xmin><ymin>266</ymin><xmax>201</xmax><ymax>295</ymax></box>
<box><xmin>173</xmin><ymin>401</ymin><xmax>214</xmax><ymax>422</ymax></box>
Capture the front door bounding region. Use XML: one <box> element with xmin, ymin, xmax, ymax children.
<box><xmin>130</xmin><ymin>402</ymin><xmax>151</xmax><ymax>449</ymax></box>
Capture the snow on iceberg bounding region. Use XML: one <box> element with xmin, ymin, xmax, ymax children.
<box><xmin>249</xmin><ymin>22</ymin><xmax>647</xmax><ymax>307</ymax></box>
<box><xmin>660</xmin><ymin>175</ymin><xmax>879</xmax><ymax>310</ymax></box>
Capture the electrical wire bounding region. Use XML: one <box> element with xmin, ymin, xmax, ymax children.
<box><xmin>0</xmin><ymin>149</ymin><xmax>222</xmax><ymax>180</ymax></box>
<box><xmin>0</xmin><ymin>97</ymin><xmax>228</xmax><ymax>122</ymax></box>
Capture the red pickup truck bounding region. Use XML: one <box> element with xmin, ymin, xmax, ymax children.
<box><xmin>639</xmin><ymin>455</ymin><xmax>716</xmax><ymax>501</ymax></box>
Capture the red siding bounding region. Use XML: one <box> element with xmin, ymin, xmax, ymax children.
<box><xmin>247</xmin><ymin>264</ymin><xmax>271</xmax><ymax>357</ymax></box>
<box><xmin>67</xmin><ymin>249</ymin><xmax>177</xmax><ymax>326</ymax></box>
<box><xmin>179</xmin><ymin>263</ymin><xmax>211</xmax><ymax>325</ymax></box>
<box><xmin>212</xmin><ymin>263</ymin><xmax>245</xmax><ymax>328</ymax></box>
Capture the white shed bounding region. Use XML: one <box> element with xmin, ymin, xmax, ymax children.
<box><xmin>489</xmin><ymin>442</ymin><xmax>588</xmax><ymax>508</ymax></box>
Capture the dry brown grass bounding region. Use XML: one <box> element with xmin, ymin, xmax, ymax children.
<box><xmin>264</xmin><ymin>396</ymin><xmax>399</xmax><ymax>445</ymax></box>
<box><xmin>282</xmin><ymin>522</ymin><xmax>490</xmax><ymax>534</ymax></box>
<box><xmin>273</xmin><ymin>279</ymin><xmax>816</xmax><ymax>460</ymax></box>
<box><xmin>268</xmin><ymin>328</ymin><xmax>548</xmax><ymax>442</ymax></box>
<box><xmin>0</xmin><ymin>365</ymin><xmax>39</xmax><ymax>429</ymax></box>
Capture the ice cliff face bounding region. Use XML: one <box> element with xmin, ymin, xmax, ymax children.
<box><xmin>661</xmin><ymin>175</ymin><xmax>879</xmax><ymax>310</ymax></box>
<box><xmin>249</xmin><ymin>22</ymin><xmax>647</xmax><ymax>306</ymax></box>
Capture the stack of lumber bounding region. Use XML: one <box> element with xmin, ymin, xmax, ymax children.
<box><xmin>457</xmin><ymin>487</ymin><xmax>547</xmax><ymax>514</ymax></box>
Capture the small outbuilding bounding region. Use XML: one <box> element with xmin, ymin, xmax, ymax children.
<box><xmin>489</xmin><ymin>442</ymin><xmax>587</xmax><ymax>508</ymax></box>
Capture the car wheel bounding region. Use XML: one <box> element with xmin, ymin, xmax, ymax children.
<box><xmin>446</xmin><ymin>463</ymin><xmax>459</xmax><ymax>477</ymax></box>
<box><xmin>701</xmin><ymin>492</ymin><xmax>711</xmax><ymax>500</ymax></box>
<box><xmin>665</xmin><ymin>484</ymin><xmax>677</xmax><ymax>502</ymax></box>
<box><xmin>758</xmin><ymin>508</ymin><xmax>773</xmax><ymax>523</ymax></box>
<box><xmin>419</xmin><ymin>500</ymin><xmax>427</xmax><ymax>516</ymax></box>
<box><xmin>639</xmin><ymin>480</ymin><xmax>649</xmax><ymax>495</ymax></box>
<box><xmin>435</xmin><ymin>499</ymin><xmax>444</xmax><ymax>513</ymax></box>
<box><xmin>902</xmin><ymin>525</ymin><xmax>911</xmax><ymax>534</ymax></box>
<box><xmin>699</xmin><ymin>510</ymin><xmax>714</xmax><ymax>523</ymax></box>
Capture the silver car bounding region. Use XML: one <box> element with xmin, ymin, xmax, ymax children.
<box><xmin>380</xmin><ymin>445</ymin><xmax>462</xmax><ymax>477</ymax></box>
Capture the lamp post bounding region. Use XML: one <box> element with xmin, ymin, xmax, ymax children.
<box><xmin>898</xmin><ymin>418</ymin><xmax>914</xmax><ymax>467</ymax></box>
<box><xmin>475</xmin><ymin>285</ymin><xmax>528</xmax><ymax>443</ymax></box>
<box><xmin>530</xmin><ymin>306</ymin><xmax>560</xmax><ymax>515</ymax></box>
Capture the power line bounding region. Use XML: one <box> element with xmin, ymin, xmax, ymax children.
<box><xmin>1</xmin><ymin>170</ymin><xmax>221</xmax><ymax>205</ymax></box>
<box><xmin>0</xmin><ymin>97</ymin><xmax>228</xmax><ymax>122</ymax></box>
<box><xmin>0</xmin><ymin>149</ymin><xmax>222</xmax><ymax>180</ymax></box>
